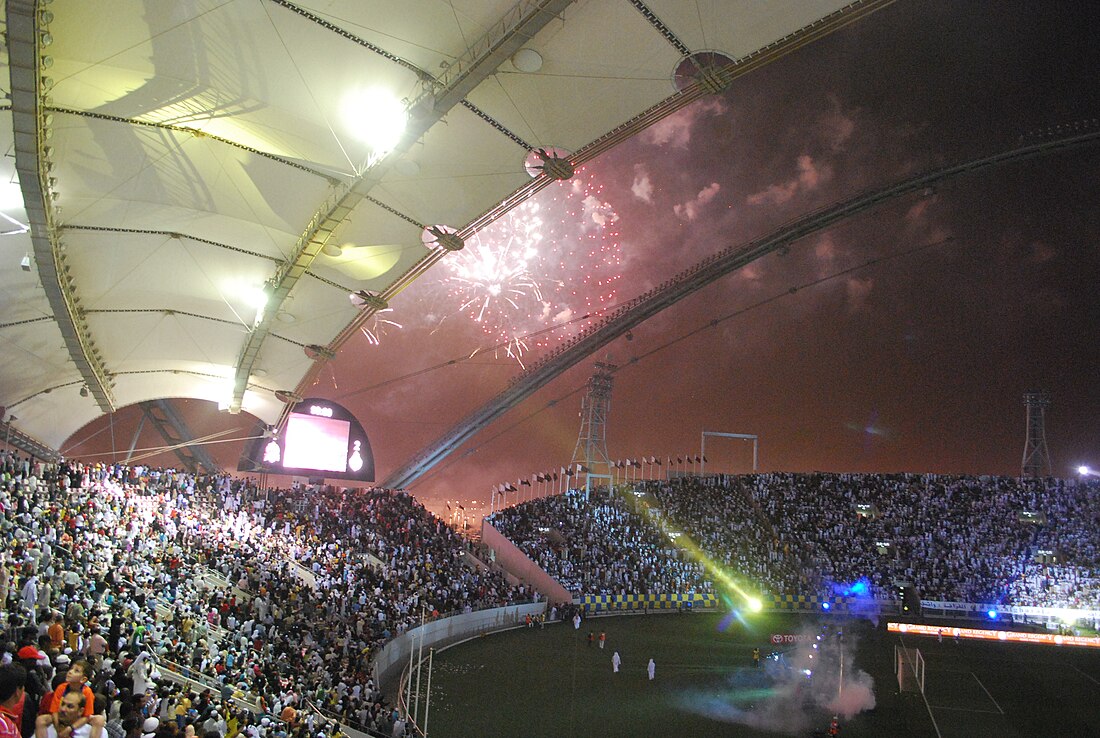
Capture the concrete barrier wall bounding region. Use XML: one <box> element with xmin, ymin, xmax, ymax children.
<box><xmin>373</xmin><ymin>602</ymin><xmax>548</xmax><ymax>694</ymax></box>
<box><xmin>480</xmin><ymin>520</ymin><xmax>573</xmax><ymax>604</ymax></box>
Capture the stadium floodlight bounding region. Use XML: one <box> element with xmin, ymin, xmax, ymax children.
<box><xmin>987</xmin><ymin>609</ymin><xmax>999</xmax><ymax>620</ymax></box>
<box><xmin>343</xmin><ymin>87</ymin><xmax>408</xmax><ymax>154</ymax></box>
<box><xmin>747</xmin><ymin>597</ymin><xmax>763</xmax><ymax>612</ymax></box>
<box><xmin>1078</xmin><ymin>465</ymin><xmax>1091</xmax><ymax>476</ymax></box>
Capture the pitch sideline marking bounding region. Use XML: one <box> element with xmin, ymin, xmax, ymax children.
<box><xmin>970</xmin><ymin>672</ymin><xmax>1004</xmax><ymax>715</ymax></box>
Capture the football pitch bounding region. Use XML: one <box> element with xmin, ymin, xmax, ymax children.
<box><xmin>415</xmin><ymin>611</ymin><xmax>1100</xmax><ymax>737</ymax></box>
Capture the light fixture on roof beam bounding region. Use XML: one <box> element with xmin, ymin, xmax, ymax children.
<box><xmin>342</xmin><ymin>87</ymin><xmax>408</xmax><ymax>156</ymax></box>
<box><xmin>524</xmin><ymin>147</ymin><xmax>574</xmax><ymax>180</ymax></box>
<box><xmin>673</xmin><ymin>51</ymin><xmax>736</xmax><ymax>94</ymax></box>
<box><xmin>303</xmin><ymin>344</ymin><xmax>335</xmax><ymax>361</ymax></box>
<box><xmin>274</xmin><ymin>389</ymin><xmax>303</xmax><ymax>405</ymax></box>
<box><xmin>421</xmin><ymin>224</ymin><xmax>464</xmax><ymax>252</ymax></box>
<box><xmin>350</xmin><ymin>290</ymin><xmax>388</xmax><ymax>310</ymax></box>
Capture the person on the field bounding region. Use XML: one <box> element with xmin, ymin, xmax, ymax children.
<box><xmin>647</xmin><ymin>659</ymin><xmax>655</xmax><ymax>681</ymax></box>
<box><xmin>611</xmin><ymin>651</ymin><xmax>621</xmax><ymax>673</ymax></box>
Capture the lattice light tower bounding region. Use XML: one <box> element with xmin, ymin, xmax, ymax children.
<box><xmin>570</xmin><ymin>361</ymin><xmax>616</xmax><ymax>494</ymax></box>
<box><xmin>1022</xmin><ymin>390</ymin><xmax>1052</xmax><ymax>478</ymax></box>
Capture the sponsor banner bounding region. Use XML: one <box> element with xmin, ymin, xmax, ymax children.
<box><xmin>920</xmin><ymin>601</ymin><xmax>974</xmax><ymax>611</ymax></box>
<box><xmin>888</xmin><ymin>622</ymin><xmax>1100</xmax><ymax>649</ymax></box>
<box><xmin>919</xmin><ymin>601</ymin><xmax>1100</xmax><ymax>620</ymax></box>
<box><xmin>770</xmin><ymin>633</ymin><xmax>815</xmax><ymax>644</ymax></box>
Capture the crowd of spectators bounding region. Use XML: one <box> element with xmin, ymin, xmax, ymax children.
<box><xmin>490</xmin><ymin>471</ymin><xmax>1100</xmax><ymax>612</ymax></box>
<box><xmin>3</xmin><ymin>440</ymin><xmax>1097</xmax><ymax>738</ymax></box>
<box><xmin>486</xmin><ymin>486</ymin><xmax>714</xmax><ymax>596</ymax></box>
<box><xmin>742</xmin><ymin>472</ymin><xmax>1088</xmax><ymax>604</ymax></box>
<box><xmin>0</xmin><ymin>448</ymin><xmax>527</xmax><ymax>738</ymax></box>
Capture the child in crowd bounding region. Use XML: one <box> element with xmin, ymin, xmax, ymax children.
<box><xmin>37</xmin><ymin>659</ymin><xmax>105</xmax><ymax>737</ymax></box>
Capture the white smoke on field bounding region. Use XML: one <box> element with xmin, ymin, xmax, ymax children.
<box><xmin>829</xmin><ymin>668</ymin><xmax>876</xmax><ymax>719</ymax></box>
<box><xmin>674</xmin><ymin>620</ymin><xmax>876</xmax><ymax>735</ymax></box>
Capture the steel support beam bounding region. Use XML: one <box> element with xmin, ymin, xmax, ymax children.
<box><xmin>1</xmin><ymin>418</ymin><xmax>61</xmax><ymax>462</ymax></box>
<box><xmin>6</xmin><ymin>0</ymin><xmax>115</xmax><ymax>412</ymax></box>
<box><xmin>139</xmin><ymin>399</ymin><xmax>222</xmax><ymax>474</ymax></box>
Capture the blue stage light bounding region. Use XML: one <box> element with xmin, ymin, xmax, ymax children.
<box><xmin>987</xmin><ymin>609</ymin><xmax>998</xmax><ymax>620</ymax></box>
<box><xmin>822</xmin><ymin>601</ymin><xmax>831</xmax><ymax>610</ymax></box>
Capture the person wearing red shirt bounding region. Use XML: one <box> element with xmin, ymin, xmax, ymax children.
<box><xmin>0</xmin><ymin>664</ymin><xmax>26</xmax><ymax>738</ymax></box>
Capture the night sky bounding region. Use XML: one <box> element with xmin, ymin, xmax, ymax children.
<box><xmin>65</xmin><ymin>2</ymin><xmax>1100</xmax><ymax>520</ymax></box>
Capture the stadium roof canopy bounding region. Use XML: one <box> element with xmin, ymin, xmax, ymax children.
<box><xmin>0</xmin><ymin>0</ymin><xmax>882</xmax><ymax>455</ymax></box>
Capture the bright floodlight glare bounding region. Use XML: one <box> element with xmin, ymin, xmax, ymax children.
<box><xmin>246</xmin><ymin>285</ymin><xmax>269</xmax><ymax>312</ymax></box>
<box><xmin>344</xmin><ymin>88</ymin><xmax>408</xmax><ymax>153</ymax></box>
<box><xmin>1078</xmin><ymin>465</ymin><xmax>1091</xmax><ymax>475</ymax></box>
<box><xmin>747</xmin><ymin>597</ymin><xmax>763</xmax><ymax>612</ymax></box>
<box><xmin>987</xmin><ymin>609</ymin><xmax>998</xmax><ymax>620</ymax></box>
<box><xmin>822</xmin><ymin>601</ymin><xmax>831</xmax><ymax>610</ymax></box>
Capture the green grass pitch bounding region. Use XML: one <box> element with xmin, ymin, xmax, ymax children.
<box><xmin>413</xmin><ymin>611</ymin><xmax>1100</xmax><ymax>737</ymax></box>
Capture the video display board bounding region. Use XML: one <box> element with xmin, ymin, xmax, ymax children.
<box><xmin>237</xmin><ymin>398</ymin><xmax>375</xmax><ymax>482</ymax></box>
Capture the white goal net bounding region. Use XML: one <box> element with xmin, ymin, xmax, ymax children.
<box><xmin>895</xmin><ymin>645</ymin><xmax>925</xmax><ymax>694</ymax></box>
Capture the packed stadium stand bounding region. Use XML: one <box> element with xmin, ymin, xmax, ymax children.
<box><xmin>0</xmin><ymin>449</ymin><xmax>527</xmax><ymax>738</ymax></box>
<box><xmin>488</xmin><ymin>473</ymin><xmax>1100</xmax><ymax>612</ymax></box>
<box><xmin>5</xmin><ymin>444</ymin><xmax>1100</xmax><ymax>738</ymax></box>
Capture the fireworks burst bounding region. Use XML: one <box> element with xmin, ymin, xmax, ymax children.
<box><xmin>358</xmin><ymin>308</ymin><xmax>402</xmax><ymax>346</ymax></box>
<box><xmin>429</xmin><ymin>167</ymin><xmax>623</xmax><ymax>364</ymax></box>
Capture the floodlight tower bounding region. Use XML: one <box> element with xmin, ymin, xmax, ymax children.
<box><xmin>1022</xmin><ymin>390</ymin><xmax>1052</xmax><ymax>478</ymax></box>
<box><xmin>569</xmin><ymin>361</ymin><xmax>616</xmax><ymax>495</ymax></box>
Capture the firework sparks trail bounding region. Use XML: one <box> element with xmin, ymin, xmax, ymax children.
<box><xmin>424</xmin><ymin>168</ymin><xmax>624</xmax><ymax>363</ymax></box>
<box><xmin>358</xmin><ymin>308</ymin><xmax>402</xmax><ymax>346</ymax></box>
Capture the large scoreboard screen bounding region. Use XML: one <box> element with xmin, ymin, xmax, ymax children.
<box><xmin>238</xmin><ymin>398</ymin><xmax>374</xmax><ymax>482</ymax></box>
<box><xmin>282</xmin><ymin>410</ymin><xmax>352</xmax><ymax>472</ymax></box>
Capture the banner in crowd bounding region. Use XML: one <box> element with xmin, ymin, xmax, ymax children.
<box><xmin>919</xmin><ymin>600</ymin><xmax>1100</xmax><ymax>620</ymax></box>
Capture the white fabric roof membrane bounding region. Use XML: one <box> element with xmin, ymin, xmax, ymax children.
<box><xmin>0</xmin><ymin>0</ymin><xmax>877</xmax><ymax>451</ymax></box>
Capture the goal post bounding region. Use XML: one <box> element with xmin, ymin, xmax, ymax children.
<box><xmin>895</xmin><ymin>645</ymin><xmax>925</xmax><ymax>694</ymax></box>
<box><xmin>700</xmin><ymin>431</ymin><xmax>758</xmax><ymax>476</ymax></box>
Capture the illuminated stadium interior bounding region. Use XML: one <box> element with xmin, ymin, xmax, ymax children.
<box><xmin>2</xmin><ymin>2</ymin><xmax>1100</xmax><ymax>738</ymax></box>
